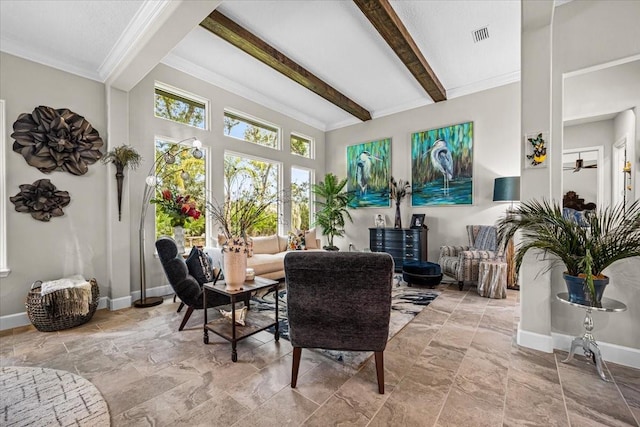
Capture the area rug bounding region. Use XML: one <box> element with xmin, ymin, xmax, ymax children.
<box><xmin>251</xmin><ymin>283</ymin><xmax>439</xmax><ymax>371</ymax></box>
<box><xmin>0</xmin><ymin>366</ymin><xmax>110</xmax><ymax>427</ymax></box>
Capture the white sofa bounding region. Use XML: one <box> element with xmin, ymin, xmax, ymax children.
<box><xmin>205</xmin><ymin>231</ymin><xmax>322</xmax><ymax>281</ymax></box>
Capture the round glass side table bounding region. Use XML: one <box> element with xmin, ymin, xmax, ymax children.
<box><xmin>556</xmin><ymin>292</ymin><xmax>627</xmax><ymax>381</ymax></box>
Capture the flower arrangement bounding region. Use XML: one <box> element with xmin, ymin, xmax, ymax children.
<box><xmin>151</xmin><ymin>189</ymin><xmax>201</xmax><ymax>227</ymax></box>
<box><xmin>389</xmin><ymin>176</ymin><xmax>411</xmax><ymax>205</ymax></box>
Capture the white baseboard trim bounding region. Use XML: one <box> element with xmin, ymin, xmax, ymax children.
<box><xmin>517</xmin><ymin>322</ymin><xmax>554</xmax><ymax>353</ymax></box>
<box><xmin>0</xmin><ymin>285</ymin><xmax>174</xmax><ymax>331</ymax></box>
<box><xmin>0</xmin><ymin>312</ymin><xmax>29</xmax><ymax>331</ymax></box>
<box><xmin>130</xmin><ymin>284</ymin><xmax>173</xmax><ymax>302</ymax></box>
<box><xmin>552</xmin><ymin>332</ymin><xmax>640</xmax><ymax>370</ymax></box>
<box><xmin>109</xmin><ymin>296</ymin><xmax>132</xmax><ymax>311</ymax></box>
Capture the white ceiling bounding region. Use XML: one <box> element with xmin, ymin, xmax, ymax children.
<box><xmin>1</xmin><ymin>0</ymin><xmax>522</xmax><ymax>131</ymax></box>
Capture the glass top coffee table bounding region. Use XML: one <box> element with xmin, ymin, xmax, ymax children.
<box><xmin>556</xmin><ymin>292</ymin><xmax>627</xmax><ymax>381</ymax></box>
<box><xmin>203</xmin><ymin>276</ymin><xmax>279</xmax><ymax>362</ymax></box>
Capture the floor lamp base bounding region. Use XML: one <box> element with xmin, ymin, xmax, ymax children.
<box><xmin>133</xmin><ymin>296</ymin><xmax>164</xmax><ymax>308</ymax></box>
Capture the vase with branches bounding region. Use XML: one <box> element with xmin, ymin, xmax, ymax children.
<box><xmin>102</xmin><ymin>144</ymin><xmax>142</xmax><ymax>221</ymax></box>
<box><xmin>389</xmin><ymin>177</ymin><xmax>411</xmax><ymax>229</ymax></box>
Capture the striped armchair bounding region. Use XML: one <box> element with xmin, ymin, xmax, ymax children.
<box><xmin>439</xmin><ymin>225</ymin><xmax>501</xmax><ymax>290</ymax></box>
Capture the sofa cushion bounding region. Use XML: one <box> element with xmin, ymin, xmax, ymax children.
<box><xmin>248</xmin><ymin>253</ymin><xmax>287</xmax><ymax>276</ymax></box>
<box><xmin>185</xmin><ymin>246</ymin><xmax>214</xmax><ymax>285</ymax></box>
<box><xmin>252</xmin><ymin>235</ymin><xmax>280</xmax><ymax>254</ymax></box>
<box><xmin>304</xmin><ymin>228</ymin><xmax>318</xmax><ymax>249</ymax></box>
<box><xmin>278</xmin><ymin>235</ymin><xmax>288</xmax><ymax>252</ymax></box>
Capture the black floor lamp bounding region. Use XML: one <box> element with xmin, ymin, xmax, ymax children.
<box><xmin>493</xmin><ymin>176</ymin><xmax>520</xmax><ymax>289</ymax></box>
<box><xmin>135</xmin><ymin>137</ymin><xmax>203</xmax><ymax>308</ymax></box>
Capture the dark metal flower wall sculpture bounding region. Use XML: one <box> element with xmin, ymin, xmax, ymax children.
<box><xmin>10</xmin><ymin>179</ymin><xmax>71</xmax><ymax>222</ymax></box>
<box><xmin>11</xmin><ymin>106</ymin><xmax>103</xmax><ymax>175</ymax></box>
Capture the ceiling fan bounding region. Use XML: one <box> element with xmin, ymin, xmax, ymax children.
<box><xmin>563</xmin><ymin>153</ymin><xmax>598</xmax><ymax>173</ymax></box>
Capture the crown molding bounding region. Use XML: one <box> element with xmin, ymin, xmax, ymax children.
<box><xmin>98</xmin><ymin>0</ymin><xmax>174</xmax><ymax>81</ymax></box>
<box><xmin>447</xmin><ymin>70</ymin><xmax>521</xmax><ymax>99</ymax></box>
<box><xmin>0</xmin><ymin>36</ymin><xmax>100</xmax><ymax>82</ymax></box>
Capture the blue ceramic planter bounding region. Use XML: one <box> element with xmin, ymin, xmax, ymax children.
<box><xmin>563</xmin><ymin>273</ymin><xmax>609</xmax><ymax>306</ymax></box>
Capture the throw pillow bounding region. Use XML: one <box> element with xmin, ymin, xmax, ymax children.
<box><xmin>287</xmin><ymin>231</ymin><xmax>305</xmax><ymax>250</ymax></box>
<box><xmin>185</xmin><ymin>246</ymin><xmax>214</xmax><ymax>285</ymax></box>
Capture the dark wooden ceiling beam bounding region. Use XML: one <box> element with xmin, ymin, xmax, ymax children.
<box><xmin>200</xmin><ymin>10</ymin><xmax>372</xmax><ymax>122</ymax></box>
<box><xmin>353</xmin><ymin>0</ymin><xmax>447</xmax><ymax>102</ymax></box>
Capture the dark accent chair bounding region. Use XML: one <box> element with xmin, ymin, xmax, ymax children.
<box><xmin>284</xmin><ymin>251</ymin><xmax>394</xmax><ymax>394</ymax></box>
<box><xmin>155</xmin><ymin>237</ymin><xmax>230</xmax><ymax>331</ymax></box>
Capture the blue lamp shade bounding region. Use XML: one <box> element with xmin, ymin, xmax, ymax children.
<box><xmin>493</xmin><ymin>176</ymin><xmax>520</xmax><ymax>202</ymax></box>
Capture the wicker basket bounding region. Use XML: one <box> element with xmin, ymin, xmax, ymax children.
<box><xmin>26</xmin><ymin>278</ymin><xmax>100</xmax><ymax>332</ymax></box>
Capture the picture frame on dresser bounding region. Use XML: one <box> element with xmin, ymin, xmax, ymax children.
<box><xmin>374</xmin><ymin>214</ymin><xmax>386</xmax><ymax>228</ymax></box>
<box><xmin>410</xmin><ymin>214</ymin><xmax>425</xmax><ymax>229</ymax></box>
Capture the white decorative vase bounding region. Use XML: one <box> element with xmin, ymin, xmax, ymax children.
<box><xmin>173</xmin><ymin>226</ymin><xmax>185</xmax><ymax>254</ymax></box>
<box><xmin>223</xmin><ymin>251</ymin><xmax>247</xmax><ymax>291</ymax></box>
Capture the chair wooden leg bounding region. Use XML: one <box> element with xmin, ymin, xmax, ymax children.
<box><xmin>179</xmin><ymin>306</ymin><xmax>194</xmax><ymax>331</ymax></box>
<box><xmin>375</xmin><ymin>351</ymin><xmax>385</xmax><ymax>394</ymax></box>
<box><xmin>177</xmin><ymin>302</ymin><xmax>184</xmax><ymax>313</ymax></box>
<box><xmin>291</xmin><ymin>347</ymin><xmax>302</xmax><ymax>388</ymax></box>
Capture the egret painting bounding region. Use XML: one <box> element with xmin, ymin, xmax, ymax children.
<box><xmin>411</xmin><ymin>122</ymin><xmax>473</xmax><ymax>206</ymax></box>
<box><xmin>346</xmin><ymin>138</ymin><xmax>390</xmax><ymax>208</ymax></box>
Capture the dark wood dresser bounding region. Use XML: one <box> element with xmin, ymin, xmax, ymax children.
<box><xmin>369</xmin><ymin>228</ymin><xmax>428</xmax><ymax>271</ymax></box>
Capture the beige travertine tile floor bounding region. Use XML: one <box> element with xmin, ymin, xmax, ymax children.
<box><xmin>1</xmin><ymin>283</ymin><xmax>638</xmax><ymax>426</ymax></box>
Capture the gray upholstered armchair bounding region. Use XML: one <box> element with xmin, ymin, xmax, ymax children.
<box><xmin>284</xmin><ymin>251</ymin><xmax>394</xmax><ymax>394</ymax></box>
<box><xmin>156</xmin><ymin>237</ymin><xmax>230</xmax><ymax>331</ymax></box>
<box><xmin>439</xmin><ymin>225</ymin><xmax>501</xmax><ymax>290</ymax></box>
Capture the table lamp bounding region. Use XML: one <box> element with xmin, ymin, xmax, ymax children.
<box><xmin>493</xmin><ymin>176</ymin><xmax>520</xmax><ymax>288</ymax></box>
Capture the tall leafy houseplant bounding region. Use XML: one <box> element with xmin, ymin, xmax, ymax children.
<box><xmin>497</xmin><ymin>199</ymin><xmax>640</xmax><ymax>307</ymax></box>
<box><xmin>101</xmin><ymin>145</ymin><xmax>142</xmax><ymax>221</ymax></box>
<box><xmin>312</xmin><ymin>173</ymin><xmax>354</xmax><ymax>251</ymax></box>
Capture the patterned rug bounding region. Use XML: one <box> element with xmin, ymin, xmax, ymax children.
<box><xmin>0</xmin><ymin>366</ymin><xmax>110</xmax><ymax>427</ymax></box>
<box><xmin>251</xmin><ymin>283</ymin><xmax>440</xmax><ymax>371</ymax></box>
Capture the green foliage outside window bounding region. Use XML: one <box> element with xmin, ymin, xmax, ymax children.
<box><xmin>154</xmin><ymin>141</ymin><xmax>206</xmax><ymax>246</ymax></box>
<box><xmin>155</xmin><ymin>88</ymin><xmax>206</xmax><ymax>129</ymax></box>
<box><xmin>224</xmin><ymin>154</ymin><xmax>279</xmax><ymax>237</ymax></box>
<box><xmin>291</xmin><ymin>134</ymin><xmax>311</xmax><ymax>158</ymax></box>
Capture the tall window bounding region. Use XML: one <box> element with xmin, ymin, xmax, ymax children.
<box><xmin>154</xmin><ymin>82</ymin><xmax>208</xmax><ymax>130</ymax></box>
<box><xmin>224</xmin><ymin>152</ymin><xmax>281</xmax><ymax>237</ymax></box>
<box><xmin>291</xmin><ymin>133</ymin><xmax>313</xmax><ymax>158</ymax></box>
<box><xmin>291</xmin><ymin>166</ymin><xmax>312</xmax><ymax>231</ymax></box>
<box><xmin>223</xmin><ymin>110</ymin><xmax>280</xmax><ymax>149</ymax></box>
<box><xmin>154</xmin><ymin>139</ymin><xmax>207</xmax><ymax>249</ymax></box>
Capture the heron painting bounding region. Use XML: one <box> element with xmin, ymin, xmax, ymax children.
<box><xmin>346</xmin><ymin>138</ymin><xmax>390</xmax><ymax>208</ymax></box>
<box><xmin>411</xmin><ymin>122</ymin><xmax>473</xmax><ymax>206</ymax></box>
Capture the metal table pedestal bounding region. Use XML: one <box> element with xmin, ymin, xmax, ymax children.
<box><xmin>556</xmin><ymin>292</ymin><xmax>627</xmax><ymax>381</ymax></box>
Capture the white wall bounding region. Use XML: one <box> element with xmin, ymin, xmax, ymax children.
<box><xmin>0</xmin><ymin>52</ymin><xmax>108</xmax><ymax>322</ymax></box>
<box><xmin>325</xmin><ymin>83</ymin><xmax>521</xmax><ymax>260</ymax></box>
<box><xmin>128</xmin><ymin>63</ymin><xmax>326</xmax><ymax>294</ymax></box>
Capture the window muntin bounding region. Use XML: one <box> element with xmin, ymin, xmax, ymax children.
<box><xmin>154</xmin><ymin>138</ymin><xmax>207</xmax><ymax>250</ymax></box>
<box><xmin>291</xmin><ymin>133</ymin><xmax>313</xmax><ymax>158</ymax></box>
<box><xmin>224</xmin><ymin>152</ymin><xmax>281</xmax><ymax>237</ymax></box>
<box><xmin>291</xmin><ymin>167</ymin><xmax>312</xmax><ymax>231</ymax></box>
<box><xmin>154</xmin><ymin>83</ymin><xmax>208</xmax><ymax>130</ymax></box>
<box><xmin>223</xmin><ymin>110</ymin><xmax>280</xmax><ymax>149</ymax></box>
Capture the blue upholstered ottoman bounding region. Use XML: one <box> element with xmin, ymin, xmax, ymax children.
<box><xmin>402</xmin><ymin>261</ymin><xmax>443</xmax><ymax>287</ymax></box>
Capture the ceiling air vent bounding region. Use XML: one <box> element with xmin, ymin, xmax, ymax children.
<box><xmin>472</xmin><ymin>26</ymin><xmax>489</xmax><ymax>43</ymax></box>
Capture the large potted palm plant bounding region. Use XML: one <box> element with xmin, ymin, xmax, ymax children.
<box><xmin>312</xmin><ymin>173</ymin><xmax>354</xmax><ymax>251</ymax></box>
<box><xmin>497</xmin><ymin>199</ymin><xmax>640</xmax><ymax>307</ymax></box>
